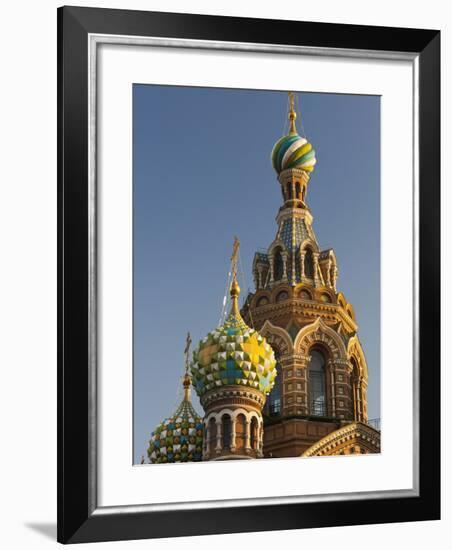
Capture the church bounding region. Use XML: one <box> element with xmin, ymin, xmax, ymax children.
<box><xmin>147</xmin><ymin>93</ymin><xmax>381</xmax><ymax>464</ymax></box>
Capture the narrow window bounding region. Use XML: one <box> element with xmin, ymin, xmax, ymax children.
<box><xmin>222</xmin><ymin>415</ymin><xmax>231</xmax><ymax>448</ymax></box>
<box><xmin>304</xmin><ymin>248</ymin><xmax>314</xmax><ymax>278</ymax></box>
<box><xmin>309</xmin><ymin>350</ymin><xmax>326</xmax><ymax>416</ymax></box>
<box><xmin>274</xmin><ymin>250</ymin><xmax>284</xmax><ymax>280</ymax></box>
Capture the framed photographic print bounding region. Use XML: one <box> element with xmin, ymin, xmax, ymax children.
<box><xmin>57</xmin><ymin>6</ymin><xmax>440</xmax><ymax>544</ymax></box>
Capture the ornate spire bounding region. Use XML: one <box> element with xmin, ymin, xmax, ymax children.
<box><xmin>229</xmin><ymin>236</ymin><xmax>241</xmax><ymax>317</ymax></box>
<box><xmin>183</xmin><ymin>331</ymin><xmax>192</xmax><ymax>401</ymax></box>
<box><xmin>288</xmin><ymin>91</ymin><xmax>298</xmax><ymax>134</ymax></box>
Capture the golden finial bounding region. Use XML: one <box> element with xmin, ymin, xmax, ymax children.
<box><xmin>230</xmin><ymin>236</ymin><xmax>241</xmax><ymax>315</ymax></box>
<box><xmin>288</xmin><ymin>91</ymin><xmax>298</xmax><ymax>134</ymax></box>
<box><xmin>182</xmin><ymin>332</ymin><xmax>192</xmax><ymax>400</ymax></box>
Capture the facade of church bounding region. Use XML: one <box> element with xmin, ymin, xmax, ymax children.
<box><xmin>147</xmin><ymin>94</ymin><xmax>380</xmax><ymax>465</ymax></box>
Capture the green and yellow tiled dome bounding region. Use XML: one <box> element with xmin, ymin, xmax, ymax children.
<box><xmin>191</xmin><ymin>277</ymin><xmax>277</xmax><ymax>397</ymax></box>
<box><xmin>271</xmin><ymin>92</ymin><xmax>317</xmax><ymax>175</ymax></box>
<box><xmin>147</xmin><ymin>373</ymin><xmax>204</xmax><ymax>464</ymax></box>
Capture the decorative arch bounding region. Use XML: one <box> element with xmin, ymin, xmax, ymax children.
<box><xmin>301</xmin><ymin>422</ymin><xmax>380</xmax><ymax>457</ymax></box>
<box><xmin>268</xmin><ymin>239</ymin><xmax>288</xmax><ymax>257</ymax></box>
<box><xmin>275</xmin><ymin>290</ymin><xmax>289</xmax><ymax>302</ymax></box>
<box><xmin>252</xmin><ymin>290</ymin><xmax>272</xmax><ymax>309</ymax></box>
<box><xmin>204</xmin><ymin>407</ymin><xmax>261</xmax><ymax>424</ymax></box>
<box><xmin>299</xmin><ymin>238</ymin><xmax>319</xmax><ymax>254</ymax></box>
<box><xmin>294</xmin><ymin>283</ymin><xmax>313</xmax><ymax>300</ymax></box>
<box><xmin>270</xmin><ymin>283</ymin><xmax>292</xmax><ymax>304</ymax></box>
<box><xmin>259</xmin><ymin>320</ymin><xmax>293</xmax><ymax>355</ymax></box>
<box><xmin>294</xmin><ymin>317</ymin><xmax>347</xmax><ymax>359</ymax></box>
<box><xmin>347</xmin><ymin>335</ymin><xmax>368</xmax><ymax>381</ymax></box>
<box><xmin>317</xmin><ymin>288</ymin><xmax>334</xmax><ymax>303</ymax></box>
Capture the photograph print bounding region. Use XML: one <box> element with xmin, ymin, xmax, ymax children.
<box><xmin>133</xmin><ymin>86</ymin><xmax>381</xmax><ymax>465</ymax></box>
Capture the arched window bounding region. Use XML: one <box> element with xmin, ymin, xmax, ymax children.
<box><xmin>274</xmin><ymin>249</ymin><xmax>284</xmax><ymax>280</ymax></box>
<box><xmin>276</xmin><ymin>290</ymin><xmax>288</xmax><ymax>302</ymax></box>
<box><xmin>208</xmin><ymin>417</ymin><xmax>217</xmax><ymax>454</ymax></box>
<box><xmin>222</xmin><ymin>415</ymin><xmax>231</xmax><ymax>449</ymax></box>
<box><xmin>309</xmin><ymin>350</ymin><xmax>326</xmax><ymax>416</ymax></box>
<box><xmin>267</xmin><ymin>361</ymin><xmax>282</xmax><ymax>417</ymax></box>
<box><xmin>256</xmin><ymin>296</ymin><xmax>269</xmax><ymax>307</ymax></box>
<box><xmin>304</xmin><ymin>248</ymin><xmax>314</xmax><ymax>278</ymax></box>
<box><xmin>299</xmin><ymin>289</ymin><xmax>311</xmax><ymax>300</ymax></box>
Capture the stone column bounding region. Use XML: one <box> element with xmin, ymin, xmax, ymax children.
<box><xmin>352</xmin><ymin>381</ymin><xmax>358</xmax><ymax>420</ymax></box>
<box><xmin>203</xmin><ymin>423</ymin><xmax>210</xmax><ymax>458</ymax></box>
<box><xmin>269</xmin><ymin>254</ymin><xmax>274</xmax><ymax>284</ymax></box>
<box><xmin>361</xmin><ymin>382</ymin><xmax>368</xmax><ymax>422</ymax></box>
<box><xmin>245</xmin><ymin>419</ymin><xmax>251</xmax><ymax>452</ymax></box>
<box><xmin>230</xmin><ymin>418</ymin><xmax>236</xmax><ymax>451</ymax></box>
<box><xmin>291</xmin><ymin>250</ymin><xmax>296</xmax><ymax>285</ymax></box>
<box><xmin>215</xmin><ymin>419</ymin><xmax>222</xmax><ymax>454</ymax></box>
<box><xmin>326</xmin><ymin>260</ymin><xmax>332</xmax><ymax>287</ymax></box>
<box><xmin>258</xmin><ymin>424</ymin><xmax>264</xmax><ymax>457</ymax></box>
<box><xmin>282</xmin><ymin>252</ymin><xmax>288</xmax><ymax>282</ymax></box>
<box><xmin>313</xmin><ymin>252</ymin><xmax>320</xmax><ymax>287</ymax></box>
<box><xmin>332</xmin><ymin>266</ymin><xmax>338</xmax><ymax>292</ymax></box>
<box><xmin>329</xmin><ymin>362</ymin><xmax>336</xmax><ymax>418</ymax></box>
<box><xmin>357</xmin><ymin>380</ymin><xmax>363</xmax><ymax>422</ymax></box>
<box><xmin>300</xmin><ymin>250</ymin><xmax>306</xmax><ymax>279</ymax></box>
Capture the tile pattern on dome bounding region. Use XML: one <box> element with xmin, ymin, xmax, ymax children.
<box><xmin>191</xmin><ymin>312</ymin><xmax>277</xmax><ymax>397</ymax></box>
<box><xmin>147</xmin><ymin>399</ymin><xmax>203</xmax><ymax>464</ymax></box>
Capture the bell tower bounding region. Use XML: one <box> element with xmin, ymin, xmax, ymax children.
<box><xmin>242</xmin><ymin>93</ymin><xmax>370</xmax><ymax>457</ymax></box>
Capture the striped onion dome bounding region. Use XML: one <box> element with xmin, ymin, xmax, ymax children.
<box><xmin>190</xmin><ymin>278</ymin><xmax>277</xmax><ymax>397</ymax></box>
<box><xmin>147</xmin><ymin>373</ymin><xmax>204</xmax><ymax>464</ymax></box>
<box><xmin>271</xmin><ymin>132</ymin><xmax>316</xmax><ymax>174</ymax></box>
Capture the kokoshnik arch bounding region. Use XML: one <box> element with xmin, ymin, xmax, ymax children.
<box><xmin>147</xmin><ymin>92</ymin><xmax>380</xmax><ymax>464</ymax></box>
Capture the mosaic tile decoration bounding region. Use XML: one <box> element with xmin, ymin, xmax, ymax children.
<box><xmin>191</xmin><ymin>311</ymin><xmax>277</xmax><ymax>397</ymax></box>
<box><xmin>147</xmin><ymin>398</ymin><xmax>204</xmax><ymax>464</ymax></box>
<box><xmin>271</xmin><ymin>132</ymin><xmax>316</xmax><ymax>174</ymax></box>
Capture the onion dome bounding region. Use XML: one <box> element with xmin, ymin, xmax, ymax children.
<box><xmin>271</xmin><ymin>92</ymin><xmax>317</xmax><ymax>175</ymax></box>
<box><xmin>147</xmin><ymin>337</ymin><xmax>204</xmax><ymax>464</ymax></box>
<box><xmin>191</xmin><ymin>239</ymin><xmax>277</xmax><ymax>397</ymax></box>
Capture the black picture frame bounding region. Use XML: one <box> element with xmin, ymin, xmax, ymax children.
<box><xmin>57</xmin><ymin>5</ymin><xmax>440</xmax><ymax>544</ymax></box>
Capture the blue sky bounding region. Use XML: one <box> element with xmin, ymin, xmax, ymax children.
<box><xmin>133</xmin><ymin>85</ymin><xmax>380</xmax><ymax>464</ymax></box>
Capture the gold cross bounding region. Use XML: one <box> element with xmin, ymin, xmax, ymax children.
<box><xmin>288</xmin><ymin>91</ymin><xmax>297</xmax><ymax>133</ymax></box>
<box><xmin>231</xmin><ymin>236</ymin><xmax>240</xmax><ymax>281</ymax></box>
<box><xmin>288</xmin><ymin>91</ymin><xmax>295</xmax><ymax>113</ymax></box>
<box><xmin>184</xmin><ymin>332</ymin><xmax>192</xmax><ymax>372</ymax></box>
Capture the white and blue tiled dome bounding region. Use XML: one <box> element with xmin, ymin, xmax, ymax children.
<box><xmin>147</xmin><ymin>373</ymin><xmax>204</xmax><ymax>464</ymax></box>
